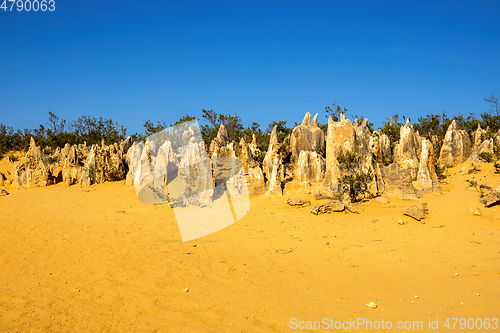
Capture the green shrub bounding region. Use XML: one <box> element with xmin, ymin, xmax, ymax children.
<box><xmin>435</xmin><ymin>163</ymin><xmax>447</xmax><ymax>179</ymax></box>
<box><xmin>8</xmin><ymin>154</ymin><xmax>18</xmax><ymax>162</ymax></box>
<box><xmin>336</xmin><ymin>151</ymin><xmax>373</xmax><ymax>202</ymax></box>
<box><xmin>478</xmin><ymin>152</ymin><xmax>492</xmax><ymax>163</ymax></box>
<box><xmin>48</xmin><ymin>156</ymin><xmax>59</xmax><ymax>164</ymax></box>
<box><xmin>468</xmin><ymin>163</ymin><xmax>480</xmax><ymax>174</ymax></box>
<box><xmin>494</xmin><ymin>161</ymin><xmax>500</xmax><ymax>174</ymax></box>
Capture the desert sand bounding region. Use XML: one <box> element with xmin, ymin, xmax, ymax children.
<box><xmin>0</xmin><ymin>157</ymin><xmax>499</xmax><ymax>332</ymax></box>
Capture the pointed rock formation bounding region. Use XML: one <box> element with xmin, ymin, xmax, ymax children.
<box><xmin>238</xmin><ymin>138</ymin><xmax>265</xmax><ymax>195</ymax></box>
<box><xmin>296</xmin><ymin>151</ymin><xmax>325</xmax><ymax>183</ymax></box>
<box><xmin>262</xmin><ymin>125</ymin><xmax>283</xmax><ymax>196</ymax></box>
<box><xmin>394</xmin><ymin>119</ymin><xmax>419</xmax><ymax>170</ymax></box>
<box><xmin>468</xmin><ymin>139</ymin><xmax>494</xmax><ymax>164</ymax></box>
<box><xmin>209</xmin><ymin>124</ymin><xmax>230</xmax><ymax>157</ymax></box>
<box><xmin>290</xmin><ymin>112</ymin><xmax>325</xmax><ymax>162</ymax></box>
<box><xmin>473</xmin><ymin>124</ymin><xmax>486</xmax><ymax>150</ymax></box>
<box><xmin>381</xmin><ymin>120</ymin><xmax>440</xmax><ymax>199</ymax></box>
<box><xmin>416</xmin><ymin>139</ymin><xmax>439</xmax><ymax>190</ymax></box>
<box><xmin>438</xmin><ymin>120</ymin><xmax>472</xmax><ymax>166</ymax></box>
<box><xmin>325</xmin><ymin>115</ymin><xmax>356</xmax><ymax>184</ymax></box>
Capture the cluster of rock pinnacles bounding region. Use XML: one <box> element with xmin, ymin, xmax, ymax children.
<box><xmin>4</xmin><ymin>112</ymin><xmax>498</xmax><ymax>206</ymax></box>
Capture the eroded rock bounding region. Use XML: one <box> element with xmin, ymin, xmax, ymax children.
<box><xmin>287</xmin><ymin>198</ymin><xmax>310</xmax><ymax>206</ymax></box>
<box><xmin>311</xmin><ymin>200</ymin><xmax>345</xmax><ymax>214</ymax></box>
<box><xmin>438</xmin><ymin>120</ymin><xmax>472</xmax><ymax>166</ymax></box>
<box><xmin>403</xmin><ymin>205</ymin><xmax>425</xmax><ymax>221</ymax></box>
<box><xmin>290</xmin><ymin>112</ymin><xmax>325</xmax><ymax>162</ymax></box>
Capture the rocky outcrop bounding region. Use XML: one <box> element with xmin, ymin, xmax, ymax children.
<box><xmin>325</xmin><ymin>114</ymin><xmax>357</xmax><ymax>184</ymax></box>
<box><xmin>310</xmin><ymin>200</ymin><xmax>344</xmax><ymax>214</ymax></box>
<box><xmin>323</xmin><ymin>114</ymin><xmax>382</xmax><ymax>198</ymax></box>
<box><xmin>238</xmin><ymin>138</ymin><xmax>266</xmax><ymax>195</ymax></box>
<box><xmin>415</xmin><ymin>138</ymin><xmax>439</xmax><ymax>190</ymax></box>
<box><xmin>369</xmin><ymin>132</ymin><xmax>392</xmax><ymax>163</ymax></box>
<box><xmin>468</xmin><ymin>139</ymin><xmax>494</xmax><ymax>164</ymax></box>
<box><xmin>11</xmin><ymin>138</ymin><xmax>50</xmax><ymax>188</ymax></box>
<box><xmin>11</xmin><ymin>137</ymin><xmax>131</xmax><ymax>188</ymax></box>
<box><xmin>382</xmin><ymin>120</ymin><xmax>439</xmax><ymax>199</ymax></box>
<box><xmin>473</xmin><ymin>124</ymin><xmax>486</xmax><ymax>150</ymax></box>
<box><xmin>394</xmin><ymin>119</ymin><xmax>420</xmax><ymax>171</ymax></box>
<box><xmin>295</xmin><ymin>151</ymin><xmax>325</xmax><ymax>183</ymax></box>
<box><xmin>262</xmin><ymin>126</ymin><xmax>283</xmax><ymax>196</ymax></box>
<box><xmin>438</xmin><ymin>120</ymin><xmax>472</xmax><ymax>166</ymax></box>
<box><xmin>209</xmin><ymin>124</ymin><xmax>231</xmax><ymax>157</ymax></box>
<box><xmin>175</xmin><ymin>138</ymin><xmax>214</xmax><ymax>207</ymax></box>
<box><xmin>290</xmin><ymin>112</ymin><xmax>325</xmax><ymax>162</ymax></box>
<box><xmin>403</xmin><ymin>205</ymin><xmax>425</xmax><ymax>221</ymax></box>
<box><xmin>287</xmin><ymin>198</ymin><xmax>310</xmax><ymax>206</ymax></box>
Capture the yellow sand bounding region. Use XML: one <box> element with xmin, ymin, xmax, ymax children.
<box><xmin>0</xmin><ymin>159</ymin><xmax>498</xmax><ymax>332</ymax></box>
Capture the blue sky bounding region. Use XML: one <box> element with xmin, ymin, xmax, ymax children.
<box><xmin>1</xmin><ymin>0</ymin><xmax>499</xmax><ymax>135</ymax></box>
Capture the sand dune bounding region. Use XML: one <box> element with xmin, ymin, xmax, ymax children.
<box><xmin>0</xmin><ymin>160</ymin><xmax>499</xmax><ymax>332</ymax></box>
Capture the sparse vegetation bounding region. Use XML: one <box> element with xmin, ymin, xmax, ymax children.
<box><xmin>494</xmin><ymin>161</ymin><xmax>500</xmax><ymax>174</ymax></box>
<box><xmin>478</xmin><ymin>152</ymin><xmax>493</xmax><ymax>163</ymax></box>
<box><xmin>466</xmin><ymin>179</ymin><xmax>479</xmax><ymax>190</ymax></box>
<box><xmin>336</xmin><ymin>151</ymin><xmax>374</xmax><ymax>202</ymax></box>
<box><xmin>422</xmin><ymin>202</ymin><xmax>429</xmax><ymax>215</ymax></box>
<box><xmin>435</xmin><ymin>163</ymin><xmax>447</xmax><ymax>179</ymax></box>
<box><xmin>8</xmin><ymin>154</ymin><xmax>18</xmax><ymax>162</ymax></box>
<box><xmin>379</xmin><ymin>114</ymin><xmax>404</xmax><ymax>147</ymax></box>
<box><xmin>0</xmin><ymin>93</ymin><xmax>498</xmax><ymax>170</ymax></box>
<box><xmin>468</xmin><ymin>163</ymin><xmax>481</xmax><ymax>174</ymax></box>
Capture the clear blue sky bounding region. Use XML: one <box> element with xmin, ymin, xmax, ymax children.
<box><xmin>1</xmin><ymin>0</ymin><xmax>499</xmax><ymax>135</ymax></box>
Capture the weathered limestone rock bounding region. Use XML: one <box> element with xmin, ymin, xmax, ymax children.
<box><xmin>238</xmin><ymin>138</ymin><xmax>265</xmax><ymax>195</ymax></box>
<box><xmin>354</xmin><ymin>118</ymin><xmax>371</xmax><ymax>147</ymax></box>
<box><xmin>311</xmin><ymin>200</ymin><xmax>344</xmax><ymax>214</ymax></box>
<box><xmin>394</xmin><ymin>119</ymin><xmax>420</xmax><ymax>170</ymax></box>
<box><xmin>0</xmin><ymin>189</ymin><xmax>8</xmax><ymax>196</ymax></box>
<box><xmin>381</xmin><ymin>121</ymin><xmax>440</xmax><ymax>199</ymax></box>
<box><xmin>295</xmin><ymin>151</ymin><xmax>325</xmax><ymax>183</ymax></box>
<box><xmin>380</xmin><ymin>134</ymin><xmax>392</xmax><ymax>160</ymax></box>
<box><xmin>209</xmin><ymin>124</ymin><xmax>230</xmax><ymax>157</ymax></box>
<box><xmin>322</xmin><ymin>114</ymin><xmax>384</xmax><ymax>198</ymax></box>
<box><xmin>375</xmin><ymin>196</ymin><xmax>389</xmax><ymax>204</ymax></box>
<box><xmin>473</xmin><ymin>124</ymin><xmax>486</xmax><ymax>150</ymax></box>
<box><xmin>438</xmin><ymin>120</ymin><xmax>472</xmax><ymax>166</ymax></box>
<box><xmin>175</xmin><ymin>139</ymin><xmax>214</xmax><ymax>206</ymax></box>
<box><xmin>369</xmin><ymin>133</ymin><xmax>383</xmax><ymax>163</ymax></box>
<box><xmin>153</xmin><ymin>140</ymin><xmax>176</xmax><ymax>189</ymax></box>
<box><xmin>290</xmin><ymin>112</ymin><xmax>326</xmax><ymax>162</ymax></box>
<box><xmin>62</xmin><ymin>158</ymin><xmax>79</xmax><ymax>186</ymax></box>
<box><xmin>12</xmin><ymin>138</ymin><xmax>51</xmax><ymax>188</ymax></box>
<box><xmin>0</xmin><ymin>173</ymin><xmax>4</xmax><ymax>187</ymax></box>
<box><xmin>480</xmin><ymin>191</ymin><xmax>500</xmax><ymax>207</ymax></box>
<box><xmin>79</xmin><ymin>146</ymin><xmax>96</xmax><ymax>186</ymax></box>
<box><xmin>468</xmin><ymin>139</ymin><xmax>494</xmax><ymax>164</ymax></box>
<box><xmin>403</xmin><ymin>205</ymin><xmax>425</xmax><ymax>221</ymax></box>
<box><xmin>287</xmin><ymin>198</ymin><xmax>310</xmax><ymax>206</ymax></box>
<box><xmin>12</xmin><ymin>137</ymin><xmax>132</xmax><ymax>188</ymax></box>
<box><xmin>262</xmin><ymin>126</ymin><xmax>283</xmax><ymax>196</ymax></box>
<box><xmin>12</xmin><ymin>165</ymin><xmax>22</xmax><ymax>188</ymax></box>
<box><xmin>380</xmin><ymin>161</ymin><xmax>418</xmax><ymax>200</ymax></box>
<box><xmin>415</xmin><ymin>138</ymin><xmax>439</xmax><ymax>190</ymax></box>
<box><xmin>125</xmin><ymin>142</ymin><xmax>141</xmax><ymax>186</ymax></box>
<box><xmin>325</xmin><ymin>114</ymin><xmax>356</xmax><ymax>184</ymax></box>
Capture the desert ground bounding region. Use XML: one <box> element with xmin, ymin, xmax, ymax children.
<box><xmin>0</xmin><ymin>156</ymin><xmax>499</xmax><ymax>332</ymax></box>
